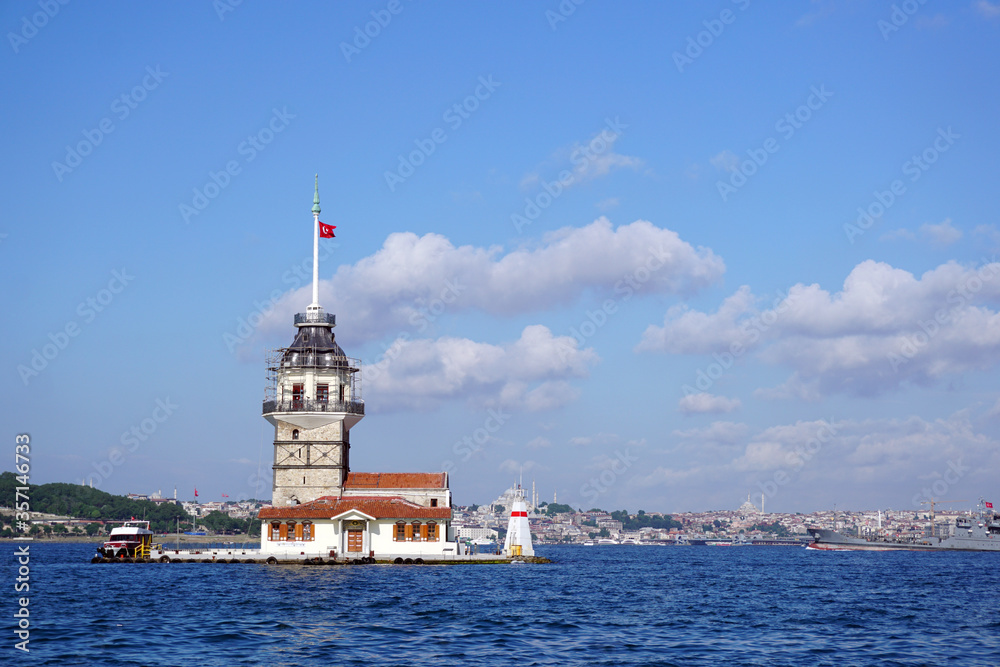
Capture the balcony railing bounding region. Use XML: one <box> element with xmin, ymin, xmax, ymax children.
<box><xmin>262</xmin><ymin>398</ymin><xmax>365</xmax><ymax>416</ymax></box>
<box><xmin>294</xmin><ymin>312</ymin><xmax>336</xmax><ymax>326</ymax></box>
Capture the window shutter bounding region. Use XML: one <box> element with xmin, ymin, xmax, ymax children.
<box><xmin>295</xmin><ymin>523</ymin><xmax>304</xmax><ymax>540</ymax></box>
<box><xmin>405</xmin><ymin>523</ymin><xmax>413</xmax><ymax>540</ymax></box>
<box><xmin>279</xmin><ymin>523</ymin><xmax>288</xmax><ymax>540</ymax></box>
<box><xmin>420</xmin><ymin>524</ymin><xmax>429</xmax><ymax>540</ymax></box>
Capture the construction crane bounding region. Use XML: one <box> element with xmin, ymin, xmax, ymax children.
<box><xmin>919</xmin><ymin>499</ymin><xmax>968</xmax><ymax>538</ymax></box>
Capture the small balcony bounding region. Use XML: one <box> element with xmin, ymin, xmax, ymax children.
<box><xmin>262</xmin><ymin>398</ymin><xmax>364</xmax><ymax>416</ymax></box>
<box><xmin>294</xmin><ymin>312</ymin><xmax>336</xmax><ymax>327</ymax></box>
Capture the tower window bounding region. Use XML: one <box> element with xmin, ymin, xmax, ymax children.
<box><xmin>292</xmin><ymin>429</ymin><xmax>299</xmax><ymax>440</ymax></box>
<box><xmin>317</xmin><ymin>384</ymin><xmax>329</xmax><ymax>403</ymax></box>
<box><xmin>430</xmin><ymin>499</ymin><xmax>438</xmax><ymax>507</ymax></box>
<box><xmin>292</xmin><ymin>384</ymin><xmax>303</xmax><ymax>408</ymax></box>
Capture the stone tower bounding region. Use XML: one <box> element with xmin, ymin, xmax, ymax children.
<box><xmin>262</xmin><ymin>177</ymin><xmax>364</xmax><ymax>506</ymax></box>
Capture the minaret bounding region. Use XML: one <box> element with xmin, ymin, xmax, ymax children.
<box><xmin>263</xmin><ymin>176</ymin><xmax>364</xmax><ymax>506</ymax></box>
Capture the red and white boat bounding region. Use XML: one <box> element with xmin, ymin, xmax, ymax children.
<box><xmin>97</xmin><ymin>520</ymin><xmax>155</xmax><ymax>559</ymax></box>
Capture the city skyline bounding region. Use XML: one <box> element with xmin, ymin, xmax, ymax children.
<box><xmin>3</xmin><ymin>2</ymin><xmax>1000</xmax><ymax>513</ymax></box>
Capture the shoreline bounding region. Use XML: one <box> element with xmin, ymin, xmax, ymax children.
<box><xmin>2</xmin><ymin>535</ymin><xmax>259</xmax><ymax>545</ymax></box>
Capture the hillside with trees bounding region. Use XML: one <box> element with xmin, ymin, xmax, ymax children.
<box><xmin>0</xmin><ymin>471</ymin><xmax>191</xmax><ymax>532</ymax></box>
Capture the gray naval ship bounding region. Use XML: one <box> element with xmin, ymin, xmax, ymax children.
<box><xmin>808</xmin><ymin>499</ymin><xmax>1000</xmax><ymax>551</ymax></box>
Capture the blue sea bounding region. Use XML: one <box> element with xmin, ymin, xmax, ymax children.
<box><xmin>5</xmin><ymin>542</ymin><xmax>1000</xmax><ymax>666</ymax></box>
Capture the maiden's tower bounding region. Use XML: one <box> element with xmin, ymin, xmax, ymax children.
<box><xmin>258</xmin><ymin>178</ymin><xmax>456</xmax><ymax>559</ymax></box>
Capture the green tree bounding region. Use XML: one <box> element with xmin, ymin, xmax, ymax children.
<box><xmin>85</xmin><ymin>522</ymin><xmax>102</xmax><ymax>536</ymax></box>
<box><xmin>545</xmin><ymin>503</ymin><xmax>574</xmax><ymax>516</ymax></box>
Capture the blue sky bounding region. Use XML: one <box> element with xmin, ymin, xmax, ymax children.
<box><xmin>3</xmin><ymin>1</ymin><xmax>1000</xmax><ymax>513</ymax></box>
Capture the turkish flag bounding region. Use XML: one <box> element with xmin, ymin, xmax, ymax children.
<box><xmin>194</xmin><ymin>488</ymin><xmax>198</xmax><ymax>497</ymax></box>
<box><xmin>319</xmin><ymin>221</ymin><xmax>336</xmax><ymax>238</ymax></box>
<box><xmin>987</xmin><ymin>502</ymin><xmax>994</xmax><ymax>508</ymax></box>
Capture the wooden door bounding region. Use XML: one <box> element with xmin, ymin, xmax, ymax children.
<box><xmin>347</xmin><ymin>529</ymin><xmax>363</xmax><ymax>552</ymax></box>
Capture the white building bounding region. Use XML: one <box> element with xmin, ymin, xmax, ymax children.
<box><xmin>455</xmin><ymin>525</ymin><xmax>498</xmax><ymax>542</ymax></box>
<box><xmin>258</xmin><ymin>179</ymin><xmax>459</xmax><ymax>559</ymax></box>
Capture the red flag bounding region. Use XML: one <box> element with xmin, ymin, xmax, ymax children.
<box><xmin>194</xmin><ymin>488</ymin><xmax>198</xmax><ymax>497</ymax></box>
<box><xmin>319</xmin><ymin>221</ymin><xmax>336</xmax><ymax>238</ymax></box>
<box><xmin>987</xmin><ymin>502</ymin><xmax>994</xmax><ymax>508</ymax></box>
<box><xmin>221</xmin><ymin>493</ymin><xmax>229</xmax><ymax>498</ymax></box>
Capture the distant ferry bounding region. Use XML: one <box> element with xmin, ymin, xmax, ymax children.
<box><xmin>808</xmin><ymin>500</ymin><xmax>1000</xmax><ymax>552</ymax></box>
<box><xmin>706</xmin><ymin>534</ymin><xmax>751</xmax><ymax>547</ymax></box>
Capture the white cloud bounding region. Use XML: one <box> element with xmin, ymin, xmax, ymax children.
<box><xmin>920</xmin><ymin>218</ymin><xmax>962</xmax><ymax>247</ymax></box>
<box><xmin>642</xmin><ymin>259</ymin><xmax>1000</xmax><ymax>397</ymax></box>
<box><xmin>636</xmin><ymin>285</ymin><xmax>770</xmax><ymax>354</ymax></box>
<box><xmin>710</xmin><ymin>150</ymin><xmax>740</xmax><ymax>173</ymax></box>
<box><xmin>974</xmin><ymin>0</ymin><xmax>1000</xmax><ymax>19</ymax></box>
<box><xmin>974</xmin><ymin>224</ymin><xmax>1000</xmax><ymax>247</ymax></box>
<box><xmin>881</xmin><ymin>219</ymin><xmax>963</xmax><ymax>247</ymax></box>
<box><xmin>499</xmin><ymin>458</ymin><xmax>538</xmax><ymax>474</ymax></box>
<box><xmin>880</xmin><ymin>228</ymin><xmax>916</xmax><ymax>242</ymax></box>
<box><xmin>754</xmin><ymin>375</ymin><xmax>821</xmax><ymax>401</ymax></box>
<box><xmin>366</xmin><ymin>325</ymin><xmax>598</xmax><ymax>411</ymax></box>
<box><xmin>569</xmin><ymin>432</ymin><xmax>620</xmax><ymax>447</ymax></box>
<box><xmin>672</xmin><ymin>421</ymin><xmax>749</xmax><ymax>445</ymax></box>
<box><xmin>678</xmin><ymin>393</ymin><xmax>742</xmax><ymax>415</ymax></box>
<box><xmin>520</xmin><ymin>126</ymin><xmax>643</xmax><ymax>191</ymax></box>
<box><xmin>260</xmin><ymin>218</ymin><xmax>724</xmax><ymax>347</ymax></box>
<box><xmin>525</xmin><ymin>436</ymin><xmax>552</xmax><ymax>449</ymax></box>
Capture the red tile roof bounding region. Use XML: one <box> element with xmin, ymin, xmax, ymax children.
<box><xmin>344</xmin><ymin>472</ymin><xmax>448</xmax><ymax>489</ymax></box>
<box><xmin>259</xmin><ymin>495</ymin><xmax>451</xmax><ymax>520</ymax></box>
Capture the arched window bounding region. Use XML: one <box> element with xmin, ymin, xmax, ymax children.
<box><xmin>286</xmin><ymin>521</ymin><xmax>296</xmax><ymax>541</ymax></box>
<box><xmin>292</xmin><ymin>429</ymin><xmax>299</xmax><ymax>440</ymax></box>
<box><xmin>426</xmin><ymin>521</ymin><xmax>438</xmax><ymax>541</ymax></box>
<box><xmin>302</xmin><ymin>521</ymin><xmax>313</xmax><ymax>541</ymax></box>
<box><xmin>270</xmin><ymin>522</ymin><xmax>281</xmax><ymax>541</ymax></box>
<box><xmin>395</xmin><ymin>521</ymin><xmax>406</xmax><ymax>542</ymax></box>
<box><xmin>411</xmin><ymin>520</ymin><xmax>422</xmax><ymax>542</ymax></box>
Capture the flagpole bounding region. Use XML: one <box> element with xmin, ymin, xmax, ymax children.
<box><xmin>310</xmin><ymin>174</ymin><xmax>321</xmax><ymax>311</ymax></box>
